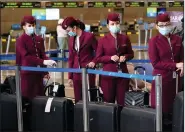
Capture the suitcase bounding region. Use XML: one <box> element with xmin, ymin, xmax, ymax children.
<box><xmin>3</xmin><ymin>76</ymin><xmax>16</xmax><ymax>94</ymax></box>
<box><xmin>75</xmin><ymin>101</ymin><xmax>121</xmax><ymax>132</ymax></box>
<box><xmin>125</xmin><ymin>66</ymin><xmax>149</xmax><ymax>106</ymax></box>
<box><xmin>120</xmin><ymin>106</ymin><xmax>156</xmax><ymax>132</ymax></box>
<box><xmin>0</xmin><ymin>93</ymin><xmax>30</xmax><ymax>131</ymax></box>
<box><xmin>0</xmin><ymin>94</ymin><xmax>18</xmax><ymax>131</ymax></box>
<box><xmin>172</xmin><ymin>92</ymin><xmax>184</xmax><ymax>132</ymax></box>
<box><xmin>74</xmin><ymin>72</ymin><xmax>122</xmax><ymax>132</ymax></box>
<box><xmin>30</xmin><ymin>96</ymin><xmax>74</xmax><ymax>132</ymax></box>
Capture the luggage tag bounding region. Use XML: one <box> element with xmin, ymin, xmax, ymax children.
<box><xmin>45</xmin><ymin>97</ymin><xmax>54</xmax><ymax>113</ymax></box>
<box><xmin>173</xmin><ymin>71</ymin><xmax>176</xmax><ymax>78</ymax></box>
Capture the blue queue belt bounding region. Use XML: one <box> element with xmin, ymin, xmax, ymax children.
<box><xmin>0</xmin><ymin>66</ymin><xmax>155</xmax><ymax>81</ymax></box>
<box><xmin>0</xmin><ymin>56</ymin><xmax>150</xmax><ymax>63</ymax></box>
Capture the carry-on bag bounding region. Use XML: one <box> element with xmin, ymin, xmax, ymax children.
<box><xmin>172</xmin><ymin>74</ymin><xmax>184</xmax><ymax>132</ymax></box>
<box><xmin>120</xmin><ymin>74</ymin><xmax>163</xmax><ymax>132</ymax></box>
<box><xmin>74</xmin><ymin>70</ymin><xmax>122</xmax><ymax>132</ymax></box>
<box><xmin>30</xmin><ymin>96</ymin><xmax>74</xmax><ymax>132</ymax></box>
<box><xmin>44</xmin><ymin>66</ymin><xmax>65</xmax><ymax>97</ymax></box>
<box><xmin>125</xmin><ymin>66</ymin><xmax>149</xmax><ymax>106</ymax></box>
<box><xmin>3</xmin><ymin>76</ymin><xmax>16</xmax><ymax>94</ymax></box>
<box><xmin>0</xmin><ymin>94</ymin><xmax>18</xmax><ymax>131</ymax></box>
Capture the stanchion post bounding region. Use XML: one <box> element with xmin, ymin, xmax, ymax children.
<box><xmin>138</xmin><ymin>29</ymin><xmax>141</xmax><ymax>47</ymax></box>
<box><xmin>82</xmin><ymin>68</ymin><xmax>89</xmax><ymax>132</ymax></box>
<box><xmin>155</xmin><ymin>74</ymin><xmax>162</xmax><ymax>132</ymax></box>
<box><xmin>15</xmin><ymin>66</ymin><xmax>23</xmax><ymax>132</ymax></box>
<box><xmin>61</xmin><ymin>50</ymin><xmax>64</xmax><ymax>84</ymax></box>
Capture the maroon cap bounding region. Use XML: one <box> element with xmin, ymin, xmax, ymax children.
<box><xmin>21</xmin><ymin>16</ymin><xmax>36</xmax><ymax>26</ymax></box>
<box><xmin>76</xmin><ymin>19</ymin><xmax>85</xmax><ymax>30</ymax></box>
<box><xmin>156</xmin><ymin>13</ymin><xmax>170</xmax><ymax>23</ymax></box>
<box><xmin>62</xmin><ymin>17</ymin><xmax>76</xmax><ymax>30</ymax></box>
<box><xmin>107</xmin><ymin>13</ymin><xmax>120</xmax><ymax>22</ymax></box>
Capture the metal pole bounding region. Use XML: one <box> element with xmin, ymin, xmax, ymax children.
<box><xmin>138</xmin><ymin>29</ymin><xmax>141</xmax><ymax>46</ymax></box>
<box><xmin>149</xmin><ymin>29</ymin><xmax>152</xmax><ymax>39</ymax></box>
<box><xmin>61</xmin><ymin>50</ymin><xmax>64</xmax><ymax>84</ymax></box>
<box><xmin>155</xmin><ymin>74</ymin><xmax>162</xmax><ymax>132</ymax></box>
<box><xmin>144</xmin><ymin>30</ymin><xmax>148</xmax><ymax>46</ymax></box>
<box><xmin>82</xmin><ymin>68</ymin><xmax>89</xmax><ymax>132</ymax></box>
<box><xmin>15</xmin><ymin>66</ymin><xmax>23</xmax><ymax>132</ymax></box>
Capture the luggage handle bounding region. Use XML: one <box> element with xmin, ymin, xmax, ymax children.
<box><xmin>53</xmin><ymin>64</ymin><xmax>59</xmax><ymax>96</ymax></box>
<box><xmin>176</xmin><ymin>72</ymin><xmax>178</xmax><ymax>94</ymax></box>
<box><xmin>86</xmin><ymin>66</ymin><xmax>101</xmax><ymax>102</ymax></box>
<box><xmin>134</xmin><ymin>66</ymin><xmax>147</xmax><ymax>91</ymax></box>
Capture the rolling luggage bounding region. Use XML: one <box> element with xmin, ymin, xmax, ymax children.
<box><xmin>0</xmin><ymin>94</ymin><xmax>18</xmax><ymax>131</ymax></box>
<box><xmin>0</xmin><ymin>93</ymin><xmax>30</xmax><ymax>131</ymax></box>
<box><xmin>74</xmin><ymin>72</ymin><xmax>121</xmax><ymax>132</ymax></box>
<box><xmin>30</xmin><ymin>96</ymin><xmax>74</xmax><ymax>132</ymax></box>
<box><xmin>125</xmin><ymin>66</ymin><xmax>149</xmax><ymax>106</ymax></box>
<box><xmin>172</xmin><ymin>75</ymin><xmax>184</xmax><ymax>132</ymax></box>
<box><xmin>120</xmin><ymin>74</ymin><xmax>163</xmax><ymax>132</ymax></box>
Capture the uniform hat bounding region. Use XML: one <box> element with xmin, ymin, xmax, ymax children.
<box><xmin>21</xmin><ymin>16</ymin><xmax>36</xmax><ymax>26</ymax></box>
<box><xmin>107</xmin><ymin>13</ymin><xmax>120</xmax><ymax>22</ymax></box>
<box><xmin>156</xmin><ymin>13</ymin><xmax>170</xmax><ymax>23</ymax></box>
<box><xmin>62</xmin><ymin>17</ymin><xmax>76</xmax><ymax>30</ymax></box>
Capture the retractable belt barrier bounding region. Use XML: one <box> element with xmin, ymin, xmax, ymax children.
<box><xmin>0</xmin><ymin>65</ymin><xmax>162</xmax><ymax>132</ymax></box>
<box><xmin>0</xmin><ymin>66</ymin><xmax>154</xmax><ymax>81</ymax></box>
<box><xmin>0</xmin><ymin>56</ymin><xmax>150</xmax><ymax>63</ymax></box>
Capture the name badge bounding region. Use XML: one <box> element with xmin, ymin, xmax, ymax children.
<box><xmin>173</xmin><ymin>71</ymin><xmax>176</xmax><ymax>78</ymax></box>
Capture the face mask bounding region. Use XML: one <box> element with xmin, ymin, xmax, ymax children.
<box><xmin>68</xmin><ymin>31</ymin><xmax>76</xmax><ymax>37</ymax></box>
<box><xmin>26</xmin><ymin>27</ymin><xmax>35</xmax><ymax>35</ymax></box>
<box><xmin>158</xmin><ymin>26</ymin><xmax>172</xmax><ymax>36</ymax></box>
<box><xmin>109</xmin><ymin>25</ymin><xmax>120</xmax><ymax>34</ymax></box>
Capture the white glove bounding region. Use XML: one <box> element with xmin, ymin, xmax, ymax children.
<box><xmin>43</xmin><ymin>60</ymin><xmax>57</xmax><ymax>66</ymax></box>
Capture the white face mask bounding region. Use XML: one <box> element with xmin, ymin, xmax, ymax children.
<box><xmin>158</xmin><ymin>26</ymin><xmax>172</xmax><ymax>36</ymax></box>
<box><xmin>109</xmin><ymin>25</ymin><xmax>120</xmax><ymax>34</ymax></box>
<box><xmin>26</xmin><ymin>27</ymin><xmax>35</xmax><ymax>35</ymax></box>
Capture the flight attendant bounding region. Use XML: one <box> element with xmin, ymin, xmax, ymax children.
<box><xmin>62</xmin><ymin>17</ymin><xmax>97</xmax><ymax>103</ymax></box>
<box><xmin>95</xmin><ymin>13</ymin><xmax>134</xmax><ymax>106</ymax></box>
<box><xmin>16</xmin><ymin>16</ymin><xmax>56</xmax><ymax>99</ymax></box>
<box><xmin>148</xmin><ymin>13</ymin><xmax>184</xmax><ymax>113</ymax></box>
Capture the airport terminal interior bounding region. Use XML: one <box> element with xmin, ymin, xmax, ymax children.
<box><xmin>0</xmin><ymin>0</ymin><xmax>184</xmax><ymax>132</ymax></box>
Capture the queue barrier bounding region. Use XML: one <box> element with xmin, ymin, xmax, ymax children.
<box><xmin>0</xmin><ymin>65</ymin><xmax>162</xmax><ymax>132</ymax></box>
<box><xmin>0</xmin><ymin>56</ymin><xmax>150</xmax><ymax>63</ymax></box>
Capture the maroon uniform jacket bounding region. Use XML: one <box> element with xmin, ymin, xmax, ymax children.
<box><xmin>16</xmin><ymin>33</ymin><xmax>49</xmax><ymax>98</ymax></box>
<box><xmin>148</xmin><ymin>33</ymin><xmax>184</xmax><ymax>113</ymax></box>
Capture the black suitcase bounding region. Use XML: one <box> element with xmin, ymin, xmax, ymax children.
<box><xmin>0</xmin><ymin>93</ymin><xmax>31</xmax><ymax>131</ymax></box>
<box><xmin>0</xmin><ymin>94</ymin><xmax>18</xmax><ymax>131</ymax></box>
<box><xmin>125</xmin><ymin>66</ymin><xmax>149</xmax><ymax>106</ymax></box>
<box><xmin>30</xmin><ymin>96</ymin><xmax>74</xmax><ymax>132</ymax></box>
<box><xmin>120</xmin><ymin>106</ymin><xmax>156</xmax><ymax>132</ymax></box>
<box><xmin>172</xmin><ymin>92</ymin><xmax>184</xmax><ymax>132</ymax></box>
<box><xmin>74</xmin><ymin>101</ymin><xmax>122</xmax><ymax>132</ymax></box>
